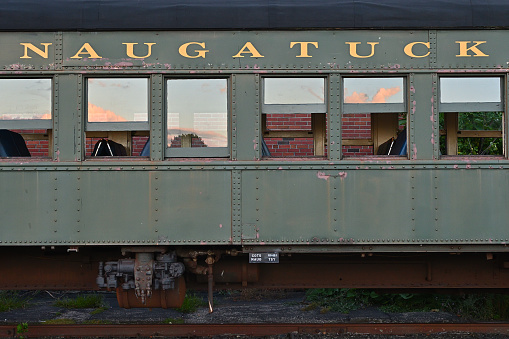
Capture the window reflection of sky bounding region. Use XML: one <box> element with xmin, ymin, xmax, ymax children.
<box><xmin>87</xmin><ymin>78</ymin><xmax>148</xmax><ymax>122</ymax></box>
<box><xmin>264</xmin><ymin>78</ymin><xmax>325</xmax><ymax>104</ymax></box>
<box><xmin>344</xmin><ymin>78</ymin><xmax>403</xmax><ymax>103</ymax></box>
<box><xmin>0</xmin><ymin>79</ymin><xmax>51</xmax><ymax>120</ymax></box>
<box><xmin>440</xmin><ymin>77</ymin><xmax>501</xmax><ymax>103</ymax></box>
<box><xmin>167</xmin><ymin>79</ymin><xmax>228</xmax><ymax>148</ymax></box>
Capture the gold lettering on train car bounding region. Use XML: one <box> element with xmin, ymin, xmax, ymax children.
<box><xmin>403</xmin><ymin>42</ymin><xmax>430</xmax><ymax>58</ymax></box>
<box><xmin>290</xmin><ymin>42</ymin><xmax>318</xmax><ymax>57</ymax></box>
<box><xmin>70</xmin><ymin>43</ymin><xmax>103</xmax><ymax>59</ymax></box>
<box><xmin>345</xmin><ymin>42</ymin><xmax>379</xmax><ymax>58</ymax></box>
<box><xmin>19</xmin><ymin>43</ymin><xmax>52</xmax><ymax>59</ymax></box>
<box><xmin>178</xmin><ymin>42</ymin><xmax>209</xmax><ymax>58</ymax></box>
<box><xmin>232</xmin><ymin>42</ymin><xmax>264</xmax><ymax>58</ymax></box>
<box><xmin>123</xmin><ymin>43</ymin><xmax>156</xmax><ymax>59</ymax></box>
<box><xmin>455</xmin><ymin>41</ymin><xmax>489</xmax><ymax>57</ymax></box>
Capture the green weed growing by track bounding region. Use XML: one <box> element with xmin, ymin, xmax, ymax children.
<box><xmin>176</xmin><ymin>293</ymin><xmax>206</xmax><ymax>313</ymax></box>
<box><xmin>53</xmin><ymin>294</ymin><xmax>106</xmax><ymax>309</ymax></box>
<box><xmin>305</xmin><ymin>288</ymin><xmax>509</xmax><ymax>320</ymax></box>
<box><xmin>0</xmin><ymin>291</ymin><xmax>32</xmax><ymax>312</ymax></box>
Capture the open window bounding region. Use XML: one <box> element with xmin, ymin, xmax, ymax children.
<box><xmin>439</xmin><ymin>77</ymin><xmax>504</xmax><ymax>157</ymax></box>
<box><xmin>0</xmin><ymin>79</ymin><xmax>52</xmax><ymax>158</ymax></box>
<box><xmin>342</xmin><ymin>77</ymin><xmax>407</xmax><ymax>158</ymax></box>
<box><xmin>262</xmin><ymin>77</ymin><xmax>326</xmax><ymax>158</ymax></box>
<box><xmin>166</xmin><ymin>79</ymin><xmax>229</xmax><ymax>157</ymax></box>
<box><xmin>86</xmin><ymin>78</ymin><xmax>149</xmax><ymax>157</ymax></box>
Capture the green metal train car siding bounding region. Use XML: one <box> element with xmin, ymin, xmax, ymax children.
<box><xmin>0</xmin><ymin>30</ymin><xmax>508</xmax><ymax>252</ymax></box>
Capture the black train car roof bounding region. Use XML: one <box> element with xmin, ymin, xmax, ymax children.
<box><xmin>0</xmin><ymin>0</ymin><xmax>508</xmax><ymax>31</ymax></box>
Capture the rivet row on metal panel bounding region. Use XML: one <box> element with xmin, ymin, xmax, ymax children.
<box><xmin>52</xmin><ymin>174</ymin><xmax>58</xmax><ymax>234</ymax></box>
<box><xmin>432</xmin><ymin>73</ymin><xmax>439</xmax><ymax>159</ymax></box>
<box><xmin>232</xmin><ymin>169</ymin><xmax>242</xmax><ymax>244</ymax></box>
<box><xmin>330</xmin><ymin>74</ymin><xmax>341</xmax><ymax>160</ymax></box>
<box><xmin>151</xmin><ymin>74</ymin><xmax>163</xmax><ymax>161</ymax></box>
<box><xmin>231</xmin><ymin>74</ymin><xmax>237</xmax><ymax>160</ymax></box>
<box><xmin>434</xmin><ymin>172</ymin><xmax>439</xmax><ymax>233</ymax></box>
<box><xmin>409</xmin><ymin>73</ymin><xmax>415</xmax><ymax>160</ymax></box>
<box><xmin>54</xmin><ymin>32</ymin><xmax>63</xmax><ymax>70</ymax></box>
<box><xmin>76</xmin><ymin>173</ymin><xmax>82</xmax><ymax>233</ymax></box>
<box><xmin>254</xmin><ymin>74</ymin><xmax>260</xmax><ymax>160</ymax></box>
<box><xmin>53</xmin><ymin>75</ymin><xmax>59</xmax><ymax>160</ymax></box>
<box><xmin>429</xmin><ymin>30</ymin><xmax>437</xmax><ymax>69</ymax></box>
<box><xmin>152</xmin><ymin>172</ymin><xmax>161</xmax><ymax>236</ymax></box>
<box><xmin>76</xmin><ymin>74</ymin><xmax>83</xmax><ymax>160</ymax></box>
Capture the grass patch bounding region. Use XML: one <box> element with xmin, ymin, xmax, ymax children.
<box><xmin>54</xmin><ymin>294</ymin><xmax>105</xmax><ymax>309</ymax></box>
<box><xmin>176</xmin><ymin>293</ymin><xmax>206</xmax><ymax>313</ymax></box>
<box><xmin>162</xmin><ymin>317</ymin><xmax>185</xmax><ymax>324</ymax></box>
<box><xmin>0</xmin><ymin>291</ymin><xmax>32</xmax><ymax>312</ymax></box>
<box><xmin>305</xmin><ymin>288</ymin><xmax>509</xmax><ymax>320</ymax></box>
<box><xmin>44</xmin><ymin>319</ymin><xmax>76</xmax><ymax>325</ymax></box>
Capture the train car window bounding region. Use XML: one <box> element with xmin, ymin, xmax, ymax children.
<box><xmin>262</xmin><ymin>77</ymin><xmax>326</xmax><ymax>158</ymax></box>
<box><xmin>342</xmin><ymin>77</ymin><xmax>407</xmax><ymax>158</ymax></box>
<box><xmin>0</xmin><ymin>79</ymin><xmax>52</xmax><ymax>158</ymax></box>
<box><xmin>166</xmin><ymin>79</ymin><xmax>229</xmax><ymax>158</ymax></box>
<box><xmin>86</xmin><ymin>78</ymin><xmax>149</xmax><ymax>157</ymax></box>
<box><xmin>439</xmin><ymin>77</ymin><xmax>503</xmax><ymax>156</ymax></box>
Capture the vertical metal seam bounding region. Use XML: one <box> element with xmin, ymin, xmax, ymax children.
<box><xmin>232</xmin><ymin>169</ymin><xmax>242</xmax><ymax>244</ymax></box>
<box><xmin>151</xmin><ymin>74</ymin><xmax>163</xmax><ymax>161</ymax></box>
<box><xmin>434</xmin><ymin>171</ymin><xmax>439</xmax><ymax>234</ymax></box>
<box><xmin>332</xmin><ymin>74</ymin><xmax>341</xmax><ymax>160</ymax></box>
<box><xmin>429</xmin><ymin>30</ymin><xmax>437</xmax><ymax>69</ymax></box>
<box><xmin>254</xmin><ymin>74</ymin><xmax>260</xmax><ymax>160</ymax></box>
<box><xmin>231</xmin><ymin>74</ymin><xmax>237</xmax><ymax>160</ymax></box>
<box><xmin>432</xmin><ymin>73</ymin><xmax>439</xmax><ymax>159</ymax></box>
<box><xmin>409</xmin><ymin>73</ymin><xmax>415</xmax><ymax>160</ymax></box>
<box><xmin>54</xmin><ymin>32</ymin><xmax>63</xmax><ymax>70</ymax></box>
<box><xmin>502</xmin><ymin>74</ymin><xmax>509</xmax><ymax>159</ymax></box>
<box><xmin>76</xmin><ymin>74</ymin><xmax>82</xmax><ymax>160</ymax></box>
<box><xmin>53</xmin><ymin>75</ymin><xmax>59</xmax><ymax>160</ymax></box>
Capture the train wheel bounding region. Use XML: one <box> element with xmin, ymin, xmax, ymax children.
<box><xmin>116</xmin><ymin>276</ymin><xmax>186</xmax><ymax>309</ymax></box>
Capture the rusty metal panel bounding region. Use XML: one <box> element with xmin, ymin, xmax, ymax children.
<box><xmin>241</xmin><ymin>169</ymin><xmax>414</xmax><ymax>244</ymax></box>
<box><xmin>0</xmin><ymin>171</ymin><xmax>54</xmax><ymax>244</ymax></box>
<box><xmin>0</xmin><ymin>32</ymin><xmax>57</xmax><ymax>70</ymax></box>
<box><xmin>55</xmin><ymin>74</ymin><xmax>82</xmax><ymax>161</ymax></box>
<box><xmin>152</xmin><ymin>171</ymin><xmax>232</xmax><ymax>244</ymax></box>
<box><xmin>241</xmin><ymin>169</ymin><xmax>332</xmax><ymax>244</ymax></box>
<box><xmin>435</xmin><ymin>30</ymin><xmax>509</xmax><ymax>69</ymax></box>
<box><xmin>410</xmin><ymin>73</ymin><xmax>435</xmax><ymax>160</ymax></box>
<box><xmin>0</xmin><ymin>169</ymin><xmax>231</xmax><ymax>245</ymax></box>
<box><xmin>234</xmin><ymin>74</ymin><xmax>260</xmax><ymax>161</ymax></box>
<box><xmin>436</xmin><ymin>168</ymin><xmax>509</xmax><ymax>243</ymax></box>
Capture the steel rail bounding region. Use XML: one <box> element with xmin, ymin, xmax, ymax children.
<box><xmin>2</xmin><ymin>323</ymin><xmax>509</xmax><ymax>338</ymax></box>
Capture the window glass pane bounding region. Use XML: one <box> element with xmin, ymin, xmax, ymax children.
<box><xmin>167</xmin><ymin>79</ymin><xmax>228</xmax><ymax>148</ymax></box>
<box><xmin>440</xmin><ymin>77</ymin><xmax>501</xmax><ymax>103</ymax></box>
<box><xmin>0</xmin><ymin>79</ymin><xmax>51</xmax><ymax>120</ymax></box>
<box><xmin>344</xmin><ymin>77</ymin><xmax>404</xmax><ymax>103</ymax></box>
<box><xmin>264</xmin><ymin>78</ymin><xmax>325</xmax><ymax>104</ymax></box>
<box><xmin>87</xmin><ymin>78</ymin><xmax>148</xmax><ymax>122</ymax></box>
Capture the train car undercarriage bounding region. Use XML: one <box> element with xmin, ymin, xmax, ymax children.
<box><xmin>2</xmin><ymin>246</ymin><xmax>509</xmax><ymax>309</ymax></box>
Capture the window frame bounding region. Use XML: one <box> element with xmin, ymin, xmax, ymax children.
<box><xmin>164</xmin><ymin>77</ymin><xmax>231</xmax><ymax>158</ymax></box>
<box><xmin>0</xmin><ymin>77</ymin><xmax>53</xmax><ymax>158</ymax></box>
<box><xmin>438</xmin><ymin>75</ymin><xmax>505</xmax><ymax>157</ymax></box>
<box><xmin>261</xmin><ymin>76</ymin><xmax>328</xmax><ymax>158</ymax></box>
<box><xmin>341</xmin><ymin>76</ymin><xmax>408</xmax><ymax>158</ymax></box>
<box><xmin>0</xmin><ymin>77</ymin><xmax>53</xmax><ymax>130</ymax></box>
<box><xmin>85</xmin><ymin>77</ymin><xmax>150</xmax><ymax>132</ymax></box>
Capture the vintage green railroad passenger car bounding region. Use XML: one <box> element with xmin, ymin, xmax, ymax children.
<box><xmin>1</xmin><ymin>0</ymin><xmax>509</xmax><ymax>308</ymax></box>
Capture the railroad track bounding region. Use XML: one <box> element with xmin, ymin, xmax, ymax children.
<box><xmin>1</xmin><ymin>323</ymin><xmax>509</xmax><ymax>338</ymax></box>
